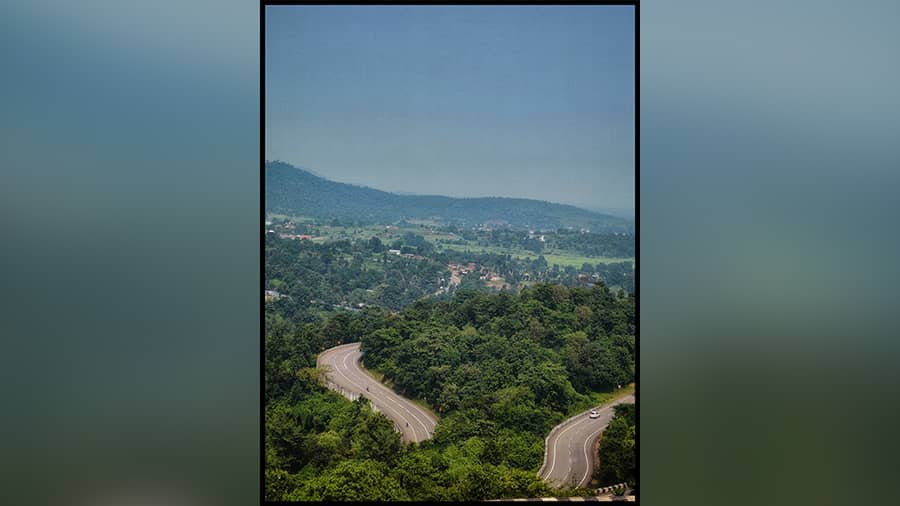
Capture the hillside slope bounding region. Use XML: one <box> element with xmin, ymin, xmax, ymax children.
<box><xmin>265</xmin><ymin>161</ymin><xmax>633</xmax><ymax>232</ymax></box>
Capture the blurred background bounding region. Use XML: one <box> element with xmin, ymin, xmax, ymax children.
<box><xmin>2</xmin><ymin>1</ymin><xmax>900</xmax><ymax>505</ymax></box>
<box><xmin>641</xmin><ymin>1</ymin><xmax>900</xmax><ymax>505</ymax></box>
<box><xmin>1</xmin><ymin>1</ymin><xmax>259</xmax><ymax>505</ymax></box>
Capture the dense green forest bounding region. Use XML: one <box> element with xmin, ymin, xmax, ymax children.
<box><xmin>596</xmin><ymin>404</ymin><xmax>636</xmax><ymax>490</ymax></box>
<box><xmin>265</xmin><ymin>161</ymin><xmax>633</xmax><ymax>233</ymax></box>
<box><xmin>265</xmin><ymin>164</ymin><xmax>637</xmax><ymax>500</ymax></box>
<box><xmin>360</xmin><ymin>285</ymin><xmax>635</xmax><ymax>411</ymax></box>
<box><xmin>265</xmin><ymin>234</ymin><xmax>635</xmax><ymax>323</ymax></box>
<box><xmin>265</xmin><ymin>234</ymin><xmax>447</xmax><ymax>320</ymax></box>
<box><xmin>265</xmin><ymin>283</ymin><xmax>635</xmax><ymax>501</ymax></box>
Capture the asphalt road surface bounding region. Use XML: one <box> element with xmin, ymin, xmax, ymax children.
<box><xmin>538</xmin><ymin>394</ymin><xmax>635</xmax><ymax>489</ymax></box>
<box><xmin>317</xmin><ymin>342</ymin><xmax>439</xmax><ymax>443</ymax></box>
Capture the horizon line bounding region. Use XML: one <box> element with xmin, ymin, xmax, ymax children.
<box><xmin>265</xmin><ymin>159</ymin><xmax>634</xmax><ymax>217</ymax></box>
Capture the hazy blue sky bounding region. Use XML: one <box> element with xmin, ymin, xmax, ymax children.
<box><xmin>265</xmin><ymin>6</ymin><xmax>634</xmax><ymax>211</ymax></box>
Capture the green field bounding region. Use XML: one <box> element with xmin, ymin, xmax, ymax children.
<box><xmin>266</xmin><ymin>219</ymin><xmax>634</xmax><ymax>268</ymax></box>
<box><xmin>438</xmin><ymin>242</ymin><xmax>633</xmax><ymax>267</ymax></box>
<box><xmin>265</xmin><ymin>213</ymin><xmax>317</xmax><ymax>223</ymax></box>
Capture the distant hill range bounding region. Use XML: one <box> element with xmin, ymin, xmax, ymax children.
<box><xmin>265</xmin><ymin>161</ymin><xmax>634</xmax><ymax>233</ymax></box>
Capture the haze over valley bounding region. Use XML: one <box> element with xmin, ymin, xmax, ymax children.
<box><xmin>266</xmin><ymin>161</ymin><xmax>634</xmax><ymax>233</ymax></box>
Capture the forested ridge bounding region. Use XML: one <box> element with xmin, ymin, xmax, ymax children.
<box><xmin>265</xmin><ymin>283</ymin><xmax>635</xmax><ymax>501</ymax></box>
<box><xmin>265</xmin><ymin>161</ymin><xmax>633</xmax><ymax>233</ymax></box>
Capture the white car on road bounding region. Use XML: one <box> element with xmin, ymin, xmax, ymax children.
<box><xmin>589</xmin><ymin>409</ymin><xmax>600</xmax><ymax>419</ymax></box>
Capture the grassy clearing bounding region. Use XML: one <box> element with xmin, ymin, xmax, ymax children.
<box><xmin>406</xmin><ymin>218</ymin><xmax>442</xmax><ymax>226</ymax></box>
<box><xmin>438</xmin><ymin>242</ymin><xmax>634</xmax><ymax>267</ymax></box>
<box><xmin>540</xmin><ymin>252</ymin><xmax>635</xmax><ymax>268</ymax></box>
<box><xmin>266</xmin><ymin>213</ymin><xmax>317</xmax><ymax>223</ymax></box>
<box><xmin>314</xmin><ymin>223</ymin><xmax>437</xmax><ymax>243</ymax></box>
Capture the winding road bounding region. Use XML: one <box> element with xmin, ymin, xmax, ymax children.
<box><xmin>317</xmin><ymin>342</ymin><xmax>633</xmax><ymax>489</ymax></box>
<box><xmin>538</xmin><ymin>393</ymin><xmax>635</xmax><ymax>489</ymax></box>
<box><xmin>316</xmin><ymin>342</ymin><xmax>439</xmax><ymax>443</ymax></box>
